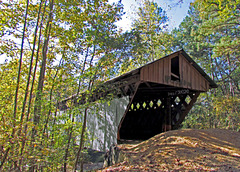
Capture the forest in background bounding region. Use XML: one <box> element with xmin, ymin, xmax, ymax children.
<box><xmin>0</xmin><ymin>0</ymin><xmax>239</xmax><ymax>171</ymax></box>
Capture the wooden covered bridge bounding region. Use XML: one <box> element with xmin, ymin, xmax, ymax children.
<box><xmin>59</xmin><ymin>49</ymin><xmax>217</xmax><ymax>143</ymax></box>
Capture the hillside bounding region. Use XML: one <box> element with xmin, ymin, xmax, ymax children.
<box><xmin>100</xmin><ymin>129</ymin><xmax>240</xmax><ymax>171</ymax></box>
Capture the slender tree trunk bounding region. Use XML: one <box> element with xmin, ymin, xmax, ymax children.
<box><xmin>64</xmin><ymin>115</ymin><xmax>75</xmax><ymax>172</ymax></box>
<box><xmin>13</xmin><ymin>0</ymin><xmax>29</xmax><ymax>128</ymax></box>
<box><xmin>32</xmin><ymin>0</ymin><xmax>54</xmax><ymax>138</ymax></box>
<box><xmin>29</xmin><ymin>1</ymin><xmax>53</xmax><ymax>171</ymax></box>
<box><xmin>209</xmin><ymin>52</ymin><xmax>218</xmax><ymax>97</ymax></box>
<box><xmin>74</xmin><ymin>108</ymin><xmax>88</xmax><ymax>172</ymax></box>
<box><xmin>72</xmin><ymin>46</ymin><xmax>91</xmax><ymax>171</ymax></box>
<box><xmin>42</xmin><ymin>58</ymin><xmax>63</xmax><ymax>137</ymax></box>
<box><xmin>227</xmin><ymin>54</ymin><xmax>234</xmax><ymax>97</ymax></box>
<box><xmin>0</xmin><ymin>147</ymin><xmax>10</xmax><ymax>171</ymax></box>
<box><xmin>214</xmin><ymin>58</ymin><xmax>226</xmax><ymax>95</ymax></box>
<box><xmin>20</xmin><ymin>0</ymin><xmax>47</xmax><ymax>164</ymax></box>
<box><xmin>51</xmin><ymin>102</ymin><xmax>59</xmax><ymax>144</ymax></box>
<box><xmin>77</xmin><ymin>47</ymin><xmax>89</xmax><ymax>95</ymax></box>
<box><xmin>20</xmin><ymin>0</ymin><xmax>43</xmax><ymax>124</ymax></box>
<box><xmin>74</xmin><ymin>46</ymin><xmax>97</xmax><ymax>172</ymax></box>
<box><xmin>0</xmin><ymin>0</ymin><xmax>29</xmax><ymax>170</ymax></box>
<box><xmin>18</xmin><ymin>3</ymin><xmax>44</xmax><ymax>169</ymax></box>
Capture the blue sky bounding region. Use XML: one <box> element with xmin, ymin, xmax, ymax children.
<box><xmin>110</xmin><ymin>0</ymin><xmax>193</xmax><ymax>31</ymax></box>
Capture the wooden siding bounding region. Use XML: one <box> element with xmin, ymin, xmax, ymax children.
<box><xmin>140</xmin><ymin>53</ymin><xmax>210</xmax><ymax>92</ymax></box>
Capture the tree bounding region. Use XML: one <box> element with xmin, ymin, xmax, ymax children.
<box><xmin>118</xmin><ymin>0</ymin><xmax>173</xmax><ymax>71</ymax></box>
<box><xmin>194</xmin><ymin>0</ymin><xmax>240</xmax><ymax>97</ymax></box>
<box><xmin>172</xmin><ymin>0</ymin><xmax>240</xmax><ymax>131</ymax></box>
<box><xmin>0</xmin><ymin>0</ymin><xmax>125</xmax><ymax>170</ymax></box>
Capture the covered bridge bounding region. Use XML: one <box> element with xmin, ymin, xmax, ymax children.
<box><xmin>60</xmin><ymin>49</ymin><xmax>217</xmax><ymax>144</ymax></box>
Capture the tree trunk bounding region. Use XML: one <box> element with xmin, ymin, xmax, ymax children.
<box><xmin>42</xmin><ymin>57</ymin><xmax>63</xmax><ymax>137</ymax></box>
<box><xmin>13</xmin><ymin>0</ymin><xmax>29</xmax><ymax>127</ymax></box>
<box><xmin>74</xmin><ymin>46</ymin><xmax>97</xmax><ymax>172</ymax></box>
<box><xmin>20</xmin><ymin>0</ymin><xmax>47</xmax><ymax>163</ymax></box>
<box><xmin>74</xmin><ymin>108</ymin><xmax>88</xmax><ymax>172</ymax></box>
<box><xmin>64</xmin><ymin>114</ymin><xmax>75</xmax><ymax>172</ymax></box>
<box><xmin>20</xmin><ymin>0</ymin><xmax>43</xmax><ymax>123</ymax></box>
<box><xmin>29</xmin><ymin>1</ymin><xmax>53</xmax><ymax>171</ymax></box>
<box><xmin>32</xmin><ymin>0</ymin><xmax>54</xmax><ymax>138</ymax></box>
<box><xmin>18</xmin><ymin>1</ymin><xmax>44</xmax><ymax>169</ymax></box>
<box><xmin>77</xmin><ymin>47</ymin><xmax>89</xmax><ymax>95</ymax></box>
<box><xmin>227</xmin><ymin>54</ymin><xmax>234</xmax><ymax>97</ymax></box>
<box><xmin>0</xmin><ymin>0</ymin><xmax>29</xmax><ymax>170</ymax></box>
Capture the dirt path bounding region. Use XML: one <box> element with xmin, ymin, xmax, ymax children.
<box><xmin>100</xmin><ymin>129</ymin><xmax>240</xmax><ymax>171</ymax></box>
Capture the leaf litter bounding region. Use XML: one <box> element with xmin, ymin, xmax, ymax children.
<box><xmin>100</xmin><ymin>129</ymin><xmax>240</xmax><ymax>171</ymax></box>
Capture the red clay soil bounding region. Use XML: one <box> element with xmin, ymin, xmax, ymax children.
<box><xmin>100</xmin><ymin>129</ymin><xmax>240</xmax><ymax>171</ymax></box>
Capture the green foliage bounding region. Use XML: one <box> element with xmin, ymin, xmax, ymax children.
<box><xmin>182</xmin><ymin>94</ymin><xmax>240</xmax><ymax>132</ymax></box>
<box><xmin>175</xmin><ymin>0</ymin><xmax>239</xmax><ymax>132</ymax></box>
<box><xmin>131</xmin><ymin>0</ymin><xmax>173</xmax><ymax>65</ymax></box>
<box><xmin>115</xmin><ymin>0</ymin><xmax>174</xmax><ymax>74</ymax></box>
<box><xmin>0</xmin><ymin>0</ymin><xmax>124</xmax><ymax>171</ymax></box>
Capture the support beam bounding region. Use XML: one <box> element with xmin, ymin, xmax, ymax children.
<box><xmin>174</xmin><ymin>92</ymin><xmax>200</xmax><ymax>128</ymax></box>
<box><xmin>163</xmin><ymin>97</ymin><xmax>171</xmax><ymax>132</ymax></box>
<box><xmin>117</xmin><ymin>82</ymin><xmax>140</xmax><ymax>141</ymax></box>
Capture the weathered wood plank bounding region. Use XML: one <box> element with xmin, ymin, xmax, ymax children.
<box><xmin>145</xmin><ymin>67</ymin><xmax>148</xmax><ymax>81</ymax></box>
<box><xmin>195</xmin><ymin>71</ymin><xmax>199</xmax><ymax>90</ymax></box>
<box><xmin>187</xmin><ymin>61</ymin><xmax>191</xmax><ymax>89</ymax></box>
<box><xmin>149</xmin><ymin>63</ymin><xmax>153</xmax><ymax>82</ymax></box>
<box><xmin>140</xmin><ymin>67</ymin><xmax>144</xmax><ymax>81</ymax></box>
<box><xmin>163</xmin><ymin>58</ymin><xmax>169</xmax><ymax>84</ymax></box>
<box><xmin>159</xmin><ymin>60</ymin><xmax>163</xmax><ymax>83</ymax></box>
<box><xmin>154</xmin><ymin>61</ymin><xmax>159</xmax><ymax>83</ymax></box>
<box><xmin>134</xmin><ymin>51</ymin><xmax>212</xmax><ymax>91</ymax></box>
<box><xmin>179</xmin><ymin>54</ymin><xmax>183</xmax><ymax>86</ymax></box>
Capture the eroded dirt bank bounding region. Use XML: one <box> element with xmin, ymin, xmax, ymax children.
<box><xmin>100</xmin><ymin>129</ymin><xmax>240</xmax><ymax>171</ymax></box>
